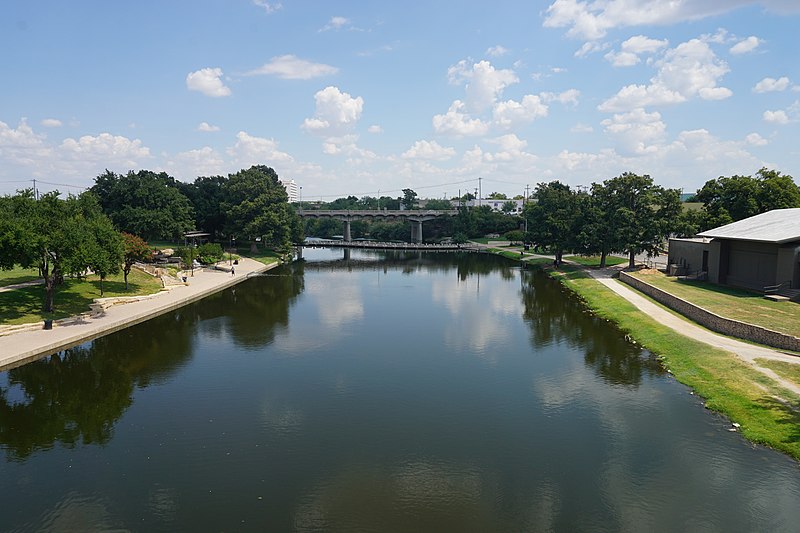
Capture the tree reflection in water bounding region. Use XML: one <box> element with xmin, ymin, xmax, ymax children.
<box><xmin>0</xmin><ymin>262</ymin><xmax>305</xmax><ymax>461</ymax></box>
<box><xmin>520</xmin><ymin>269</ymin><xmax>665</xmax><ymax>387</ymax></box>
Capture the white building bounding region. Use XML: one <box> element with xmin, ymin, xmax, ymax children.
<box><xmin>279</xmin><ymin>179</ymin><xmax>300</xmax><ymax>203</ymax></box>
<box><xmin>458</xmin><ymin>198</ymin><xmax>525</xmax><ymax>214</ymax></box>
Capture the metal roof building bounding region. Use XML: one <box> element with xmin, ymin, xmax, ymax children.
<box><xmin>697</xmin><ymin>208</ymin><xmax>800</xmax><ymax>244</ymax></box>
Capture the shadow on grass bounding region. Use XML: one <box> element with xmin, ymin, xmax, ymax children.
<box><xmin>754</xmin><ymin>396</ymin><xmax>800</xmax><ymax>448</ymax></box>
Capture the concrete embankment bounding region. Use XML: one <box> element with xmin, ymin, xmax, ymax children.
<box><xmin>0</xmin><ymin>258</ymin><xmax>276</xmax><ymax>371</ymax></box>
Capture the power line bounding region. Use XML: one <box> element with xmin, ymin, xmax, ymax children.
<box><xmin>309</xmin><ymin>178</ymin><xmax>479</xmax><ymax>199</ymax></box>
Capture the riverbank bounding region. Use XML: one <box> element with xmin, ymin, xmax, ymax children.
<box><xmin>0</xmin><ymin>257</ymin><xmax>276</xmax><ymax>371</ymax></box>
<box><xmin>545</xmin><ymin>264</ymin><xmax>800</xmax><ymax>460</ymax></box>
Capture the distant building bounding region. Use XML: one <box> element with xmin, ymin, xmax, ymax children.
<box><xmin>279</xmin><ymin>179</ymin><xmax>300</xmax><ymax>203</ymax></box>
<box><xmin>668</xmin><ymin>208</ymin><xmax>800</xmax><ymax>291</ymax></box>
<box><xmin>458</xmin><ymin>198</ymin><xmax>524</xmax><ymax>214</ymax></box>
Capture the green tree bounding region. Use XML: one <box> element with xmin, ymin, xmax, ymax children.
<box><xmin>524</xmin><ymin>181</ymin><xmax>581</xmax><ymax>265</ymax></box>
<box><xmin>91</xmin><ymin>169</ymin><xmax>195</xmax><ymax>241</ymax></box>
<box><xmin>488</xmin><ymin>192</ymin><xmax>507</xmax><ymax>199</ymax></box>
<box><xmin>0</xmin><ymin>190</ymin><xmax>123</xmax><ymax>312</ymax></box>
<box><xmin>601</xmin><ymin>172</ymin><xmax>681</xmax><ymax>268</ymax></box>
<box><xmin>121</xmin><ymin>232</ymin><xmax>151</xmax><ymax>290</ymax></box>
<box><xmin>401</xmin><ymin>188</ymin><xmax>419</xmax><ymax>210</ymax></box>
<box><xmin>501</xmin><ymin>200</ymin><xmax>517</xmax><ymax>214</ymax></box>
<box><xmin>178</xmin><ymin>175</ymin><xmax>227</xmax><ymax>239</ymax></box>
<box><xmin>753</xmin><ymin>168</ymin><xmax>800</xmax><ymax>212</ymax></box>
<box><xmin>222</xmin><ymin>165</ymin><xmax>298</xmax><ymax>254</ymax></box>
<box><xmin>424</xmin><ymin>198</ymin><xmax>453</xmax><ymax>210</ymax></box>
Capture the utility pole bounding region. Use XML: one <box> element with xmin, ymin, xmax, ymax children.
<box><xmin>524</xmin><ymin>184</ymin><xmax>530</xmax><ymax>236</ymax></box>
<box><xmin>32</xmin><ymin>179</ymin><xmax>38</xmax><ymax>200</ymax></box>
<box><xmin>478</xmin><ymin>177</ymin><xmax>482</xmax><ymax>207</ymax></box>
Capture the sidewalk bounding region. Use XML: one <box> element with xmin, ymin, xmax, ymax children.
<box><xmin>0</xmin><ymin>257</ymin><xmax>275</xmax><ymax>371</ymax></box>
<box><xmin>587</xmin><ymin>265</ymin><xmax>800</xmax><ymax>396</ymax></box>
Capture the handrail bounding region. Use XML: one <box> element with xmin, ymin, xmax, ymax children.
<box><xmin>764</xmin><ymin>280</ymin><xmax>792</xmax><ymax>294</ymax></box>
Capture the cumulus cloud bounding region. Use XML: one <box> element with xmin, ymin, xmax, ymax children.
<box><xmin>543</xmin><ymin>0</ymin><xmax>794</xmax><ymax>41</ymax></box>
<box><xmin>432</xmin><ymin>100</ymin><xmax>490</xmax><ymax>137</ymax></box>
<box><xmin>605</xmin><ymin>35</ymin><xmax>668</xmax><ymax>66</ymax></box>
<box><xmin>753</xmin><ymin>76</ymin><xmax>790</xmax><ymax>93</ymax></box>
<box><xmin>227</xmin><ymin>131</ymin><xmax>293</xmax><ymax>166</ymax></box>
<box><xmin>447</xmin><ymin>60</ymin><xmax>518</xmax><ymax>113</ymax></box>
<box><xmin>745</xmin><ymin>133</ymin><xmax>768</xmax><ymax>146</ymax></box>
<box><xmin>571</xmin><ymin>123</ymin><xmax>594</xmax><ymax>133</ymax></box>
<box><xmin>599</xmin><ymin>38</ymin><xmax>730</xmax><ymax>111</ymax></box>
<box><xmin>186</xmin><ymin>67</ymin><xmax>231</xmax><ymax>97</ymax></box>
<box><xmin>60</xmin><ymin>133</ymin><xmax>150</xmax><ymax>163</ymax></box>
<box><xmin>575</xmin><ymin>41</ymin><xmax>610</xmax><ymax>57</ymax></box>
<box><xmin>729</xmin><ymin>36</ymin><xmax>761</xmax><ymax>55</ymax></box>
<box><xmin>163</xmin><ymin>146</ymin><xmax>227</xmax><ymax>178</ymax></box>
<box><xmin>492</xmin><ymin>95</ymin><xmax>549</xmax><ymax>128</ymax></box>
<box><xmin>301</xmin><ymin>86</ymin><xmax>364</xmax><ymax>135</ymax></box>
<box><xmin>197</xmin><ymin>122</ymin><xmax>220</xmax><ymax>132</ymax></box>
<box><xmin>763</xmin><ymin>109</ymin><xmax>789</xmax><ymax>124</ymax></box>
<box><xmin>40</xmin><ymin>118</ymin><xmax>62</xmax><ymax>128</ymax></box>
<box><xmin>541</xmin><ymin>89</ymin><xmax>580</xmax><ymax>106</ymax></box>
<box><xmin>246</xmin><ymin>55</ymin><xmax>338</xmax><ymax>79</ymax></box>
<box><xmin>601</xmin><ymin>108</ymin><xmax>666</xmax><ymax>155</ymax></box>
<box><xmin>401</xmin><ymin>140</ymin><xmax>456</xmax><ymax>160</ymax></box>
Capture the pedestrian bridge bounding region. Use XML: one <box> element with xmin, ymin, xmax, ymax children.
<box><xmin>296</xmin><ymin>210</ymin><xmax>458</xmax><ymax>242</ymax></box>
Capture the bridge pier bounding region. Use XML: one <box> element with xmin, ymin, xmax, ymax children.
<box><xmin>411</xmin><ymin>220</ymin><xmax>424</xmax><ymax>243</ymax></box>
<box><xmin>343</xmin><ymin>220</ymin><xmax>352</xmax><ymax>242</ymax></box>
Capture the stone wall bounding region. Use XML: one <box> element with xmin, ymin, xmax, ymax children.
<box><xmin>619</xmin><ymin>271</ymin><xmax>800</xmax><ymax>352</ymax></box>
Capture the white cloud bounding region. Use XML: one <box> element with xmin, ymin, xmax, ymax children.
<box><xmin>605</xmin><ymin>35</ymin><xmax>668</xmax><ymax>66</ymax></box>
<box><xmin>402</xmin><ymin>140</ymin><xmax>456</xmax><ymax>160</ymax></box>
<box><xmin>730</xmin><ymin>35</ymin><xmax>761</xmax><ymax>55</ymax></box>
<box><xmin>601</xmin><ymin>108</ymin><xmax>666</xmax><ymax>155</ymax></box>
<box><xmin>575</xmin><ymin>41</ymin><xmax>610</xmax><ymax>57</ymax></box>
<box><xmin>302</xmin><ymin>86</ymin><xmax>364</xmax><ymax>135</ymax></box>
<box><xmin>447</xmin><ymin>60</ymin><xmax>518</xmax><ymax>113</ymax></box>
<box><xmin>163</xmin><ymin>146</ymin><xmax>227</xmax><ymax>178</ymax></box>
<box><xmin>247</xmin><ymin>55</ymin><xmax>339</xmax><ymax>79</ymax></box>
<box><xmin>252</xmin><ymin>0</ymin><xmax>281</xmax><ymax>14</ymax></box>
<box><xmin>60</xmin><ymin>133</ymin><xmax>150</xmax><ymax>163</ymax></box>
<box><xmin>432</xmin><ymin>100</ymin><xmax>490</xmax><ymax>137</ymax></box>
<box><xmin>599</xmin><ymin>38</ymin><xmax>730</xmax><ymax>111</ymax></box>
<box><xmin>571</xmin><ymin>123</ymin><xmax>594</xmax><ymax>133</ymax></box>
<box><xmin>492</xmin><ymin>95</ymin><xmax>549</xmax><ymax>128</ymax></box>
<box><xmin>227</xmin><ymin>131</ymin><xmax>293</xmax><ymax>166</ymax></box>
<box><xmin>543</xmin><ymin>0</ymin><xmax>795</xmax><ymax>41</ymax></box>
<box><xmin>367</xmin><ymin>125</ymin><xmax>383</xmax><ymax>134</ymax></box>
<box><xmin>753</xmin><ymin>76</ymin><xmax>790</xmax><ymax>93</ymax></box>
<box><xmin>197</xmin><ymin>122</ymin><xmax>220</xmax><ymax>132</ymax></box>
<box><xmin>486</xmin><ymin>45</ymin><xmax>510</xmax><ymax>57</ymax></box>
<box><xmin>186</xmin><ymin>67</ymin><xmax>231</xmax><ymax>97</ymax></box>
<box><xmin>40</xmin><ymin>118</ymin><xmax>62</xmax><ymax>128</ymax></box>
<box><xmin>745</xmin><ymin>133</ymin><xmax>768</xmax><ymax>146</ymax></box>
<box><xmin>763</xmin><ymin>110</ymin><xmax>789</xmax><ymax>124</ymax></box>
<box><xmin>320</xmin><ymin>16</ymin><xmax>351</xmax><ymax>32</ymax></box>
<box><xmin>541</xmin><ymin>89</ymin><xmax>580</xmax><ymax>106</ymax></box>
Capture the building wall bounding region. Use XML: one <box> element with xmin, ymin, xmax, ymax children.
<box><xmin>280</xmin><ymin>179</ymin><xmax>300</xmax><ymax>203</ymax></box>
<box><xmin>725</xmin><ymin>240</ymin><xmax>778</xmax><ymax>290</ymax></box>
<box><xmin>667</xmin><ymin>239</ymin><xmax>709</xmax><ymax>275</ymax></box>
<box><xmin>776</xmin><ymin>244</ymin><xmax>800</xmax><ymax>288</ymax></box>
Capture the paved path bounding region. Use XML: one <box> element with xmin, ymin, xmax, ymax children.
<box><xmin>0</xmin><ymin>279</ymin><xmax>44</xmax><ymax>293</ymax></box>
<box><xmin>0</xmin><ymin>258</ymin><xmax>274</xmax><ymax>371</ymax></box>
<box><xmin>587</xmin><ymin>266</ymin><xmax>800</xmax><ymax>396</ymax></box>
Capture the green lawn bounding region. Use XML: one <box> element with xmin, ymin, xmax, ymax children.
<box><xmin>0</xmin><ymin>268</ymin><xmax>163</xmax><ymax>325</ymax></box>
<box><xmin>628</xmin><ymin>270</ymin><xmax>800</xmax><ymax>337</ymax></box>
<box><xmin>756</xmin><ymin>359</ymin><xmax>800</xmax><ymax>385</ymax></box>
<box><xmin>0</xmin><ymin>266</ymin><xmax>42</xmax><ymax>288</ymax></box>
<box><xmin>565</xmin><ymin>255</ymin><xmax>627</xmax><ymax>268</ymax></box>
<box><xmin>550</xmin><ymin>265</ymin><xmax>800</xmax><ymax>460</ymax></box>
<box><xmin>238</xmin><ymin>246</ymin><xmax>282</xmax><ymax>266</ymax></box>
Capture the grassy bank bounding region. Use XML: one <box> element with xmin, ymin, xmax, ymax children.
<box><xmin>0</xmin><ymin>266</ymin><xmax>42</xmax><ymax>288</ymax></box>
<box><xmin>546</xmin><ymin>264</ymin><xmax>800</xmax><ymax>460</ymax></box>
<box><xmin>0</xmin><ymin>269</ymin><xmax>163</xmax><ymax>325</ymax></box>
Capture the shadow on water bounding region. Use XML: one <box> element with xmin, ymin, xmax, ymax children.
<box><xmin>520</xmin><ymin>269</ymin><xmax>665</xmax><ymax>387</ymax></box>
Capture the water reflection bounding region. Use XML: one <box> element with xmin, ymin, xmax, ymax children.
<box><xmin>520</xmin><ymin>269</ymin><xmax>664</xmax><ymax>387</ymax></box>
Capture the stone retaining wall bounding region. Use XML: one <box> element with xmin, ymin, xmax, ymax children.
<box><xmin>619</xmin><ymin>271</ymin><xmax>800</xmax><ymax>353</ymax></box>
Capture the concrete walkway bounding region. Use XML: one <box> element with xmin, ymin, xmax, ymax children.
<box><xmin>587</xmin><ymin>266</ymin><xmax>800</xmax><ymax>396</ymax></box>
<box><xmin>0</xmin><ymin>257</ymin><xmax>275</xmax><ymax>371</ymax></box>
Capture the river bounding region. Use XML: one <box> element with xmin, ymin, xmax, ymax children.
<box><xmin>1</xmin><ymin>247</ymin><xmax>799</xmax><ymax>531</ymax></box>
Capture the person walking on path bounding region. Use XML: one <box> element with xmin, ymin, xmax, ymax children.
<box><xmin>231</xmin><ymin>265</ymin><xmax>235</xmax><ymax>276</ymax></box>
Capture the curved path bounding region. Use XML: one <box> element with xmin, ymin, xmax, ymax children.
<box><xmin>588</xmin><ymin>266</ymin><xmax>800</xmax><ymax>396</ymax></box>
<box><xmin>0</xmin><ymin>258</ymin><xmax>274</xmax><ymax>371</ymax></box>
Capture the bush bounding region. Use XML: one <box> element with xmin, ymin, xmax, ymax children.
<box><xmin>197</xmin><ymin>243</ymin><xmax>224</xmax><ymax>264</ymax></box>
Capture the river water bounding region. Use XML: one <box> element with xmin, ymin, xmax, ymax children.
<box><xmin>1</xmin><ymin>248</ymin><xmax>799</xmax><ymax>531</ymax></box>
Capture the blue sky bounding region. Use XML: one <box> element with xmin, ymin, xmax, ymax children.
<box><xmin>2</xmin><ymin>1</ymin><xmax>799</xmax><ymax>200</ymax></box>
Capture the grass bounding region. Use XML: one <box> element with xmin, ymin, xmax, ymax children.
<box><xmin>0</xmin><ymin>266</ymin><xmax>42</xmax><ymax>288</ymax></box>
<box><xmin>564</xmin><ymin>255</ymin><xmax>628</xmax><ymax>268</ymax></box>
<box><xmin>628</xmin><ymin>269</ymin><xmax>800</xmax><ymax>337</ymax></box>
<box><xmin>756</xmin><ymin>358</ymin><xmax>800</xmax><ymax>385</ymax></box>
<box><xmin>0</xmin><ymin>268</ymin><xmax>163</xmax><ymax>325</ymax></box>
<box><xmin>238</xmin><ymin>246</ymin><xmax>282</xmax><ymax>266</ymax></box>
<box><xmin>549</xmin><ymin>264</ymin><xmax>800</xmax><ymax>460</ymax></box>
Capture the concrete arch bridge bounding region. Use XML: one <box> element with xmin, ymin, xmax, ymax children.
<box><xmin>296</xmin><ymin>209</ymin><xmax>458</xmax><ymax>243</ymax></box>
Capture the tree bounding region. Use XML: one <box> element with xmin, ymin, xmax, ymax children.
<box><xmin>222</xmin><ymin>165</ymin><xmax>299</xmax><ymax>254</ymax></box>
<box><xmin>0</xmin><ymin>190</ymin><xmax>123</xmax><ymax>312</ymax></box>
<box><xmin>504</xmin><ymin>230</ymin><xmax>525</xmax><ymax>244</ymax></box>
<box><xmin>178</xmin><ymin>175</ymin><xmax>227</xmax><ymax>239</ymax></box>
<box><xmin>488</xmin><ymin>192</ymin><xmax>507</xmax><ymax>199</ymax></box>
<box><xmin>91</xmin><ymin>169</ymin><xmax>195</xmax><ymax>241</ymax></box>
<box><xmin>401</xmin><ymin>188</ymin><xmax>419</xmax><ymax>210</ymax></box>
<box><xmin>501</xmin><ymin>200</ymin><xmax>517</xmax><ymax>214</ymax></box>
<box><xmin>121</xmin><ymin>232</ymin><xmax>151</xmax><ymax>290</ymax></box>
<box><xmin>524</xmin><ymin>181</ymin><xmax>581</xmax><ymax>265</ymax></box>
<box><xmin>601</xmin><ymin>172</ymin><xmax>681</xmax><ymax>268</ymax></box>
<box><xmin>424</xmin><ymin>198</ymin><xmax>453</xmax><ymax>210</ymax></box>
